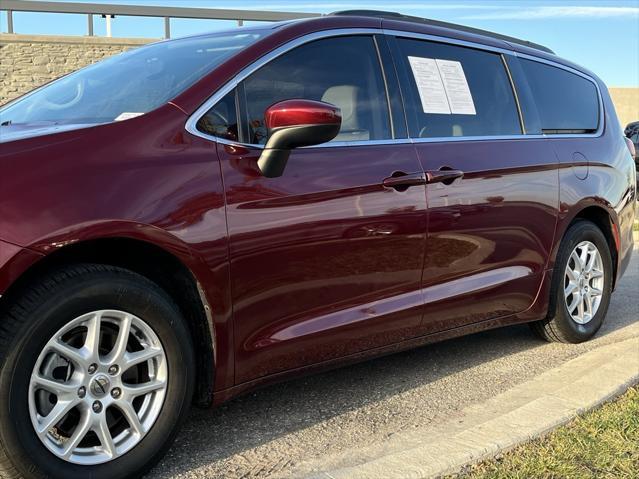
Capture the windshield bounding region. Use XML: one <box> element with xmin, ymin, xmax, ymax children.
<box><xmin>0</xmin><ymin>30</ymin><xmax>265</xmax><ymax>125</ymax></box>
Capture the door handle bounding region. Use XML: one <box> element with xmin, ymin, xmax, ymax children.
<box><xmin>382</xmin><ymin>172</ymin><xmax>427</xmax><ymax>190</ymax></box>
<box><xmin>425</xmin><ymin>169</ymin><xmax>464</xmax><ymax>185</ymax></box>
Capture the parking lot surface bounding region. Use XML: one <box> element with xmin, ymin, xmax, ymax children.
<box><xmin>148</xmin><ymin>247</ymin><xmax>638</xmax><ymax>479</ymax></box>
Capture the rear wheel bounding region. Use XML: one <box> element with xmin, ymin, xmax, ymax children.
<box><xmin>0</xmin><ymin>264</ymin><xmax>194</xmax><ymax>479</ymax></box>
<box><xmin>531</xmin><ymin>220</ymin><xmax>613</xmax><ymax>343</ymax></box>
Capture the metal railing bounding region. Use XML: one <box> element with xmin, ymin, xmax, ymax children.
<box><xmin>1</xmin><ymin>0</ymin><xmax>322</xmax><ymax>38</ymax></box>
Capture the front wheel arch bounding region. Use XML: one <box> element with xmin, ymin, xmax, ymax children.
<box><xmin>0</xmin><ymin>237</ymin><xmax>216</xmax><ymax>407</ymax></box>
<box><xmin>0</xmin><ymin>263</ymin><xmax>195</xmax><ymax>479</ymax></box>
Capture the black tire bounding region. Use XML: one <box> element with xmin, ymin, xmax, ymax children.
<box><xmin>531</xmin><ymin>220</ymin><xmax>614</xmax><ymax>343</ymax></box>
<box><xmin>0</xmin><ymin>264</ymin><xmax>195</xmax><ymax>479</ymax></box>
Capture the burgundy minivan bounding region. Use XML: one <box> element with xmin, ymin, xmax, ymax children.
<box><xmin>0</xmin><ymin>11</ymin><xmax>636</xmax><ymax>479</ymax></box>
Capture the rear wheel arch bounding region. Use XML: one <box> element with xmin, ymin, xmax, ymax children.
<box><xmin>569</xmin><ymin>206</ymin><xmax>619</xmax><ymax>285</ymax></box>
<box><xmin>542</xmin><ymin>204</ymin><xmax>618</xmax><ymax>325</ymax></box>
<box><xmin>553</xmin><ymin>204</ymin><xmax>619</xmax><ymax>286</ymax></box>
<box><xmin>533</xmin><ymin>219</ymin><xmax>613</xmax><ymax>343</ymax></box>
<box><xmin>0</xmin><ymin>237</ymin><xmax>216</xmax><ymax>407</ymax></box>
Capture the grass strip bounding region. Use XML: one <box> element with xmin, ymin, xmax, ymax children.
<box><xmin>455</xmin><ymin>386</ymin><xmax>639</xmax><ymax>479</ymax></box>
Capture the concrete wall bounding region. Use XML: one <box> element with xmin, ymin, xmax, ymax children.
<box><xmin>0</xmin><ymin>34</ymin><xmax>153</xmax><ymax>105</ymax></box>
<box><xmin>1</xmin><ymin>33</ymin><xmax>637</xmax><ymax>130</ymax></box>
<box><xmin>609</xmin><ymin>88</ymin><xmax>639</xmax><ymax>130</ymax></box>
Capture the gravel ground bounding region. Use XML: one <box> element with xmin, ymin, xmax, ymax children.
<box><xmin>147</xmin><ymin>247</ymin><xmax>638</xmax><ymax>479</ymax></box>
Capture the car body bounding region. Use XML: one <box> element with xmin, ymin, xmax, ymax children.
<box><xmin>0</xmin><ymin>11</ymin><xmax>636</xmax><ymax>479</ymax></box>
<box><xmin>624</xmin><ymin>122</ymin><xmax>639</xmax><ymax>187</ymax></box>
<box><xmin>624</xmin><ymin>120</ymin><xmax>639</xmax><ymax>138</ymax></box>
<box><xmin>626</xmin><ymin>121</ymin><xmax>639</xmax><ymax>161</ymax></box>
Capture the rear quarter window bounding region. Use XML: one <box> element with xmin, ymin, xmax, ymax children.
<box><xmin>519</xmin><ymin>59</ymin><xmax>600</xmax><ymax>134</ymax></box>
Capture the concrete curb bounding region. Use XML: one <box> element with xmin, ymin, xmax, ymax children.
<box><xmin>293</xmin><ymin>333</ymin><xmax>639</xmax><ymax>479</ymax></box>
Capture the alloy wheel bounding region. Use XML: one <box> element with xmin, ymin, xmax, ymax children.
<box><xmin>28</xmin><ymin>310</ymin><xmax>167</xmax><ymax>465</ymax></box>
<box><xmin>563</xmin><ymin>241</ymin><xmax>605</xmax><ymax>325</ymax></box>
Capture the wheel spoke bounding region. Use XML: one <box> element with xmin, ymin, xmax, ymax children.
<box><xmin>61</xmin><ymin>410</ymin><xmax>92</xmax><ymax>459</ymax></box>
<box><xmin>585</xmin><ymin>291</ymin><xmax>594</xmax><ymax>313</ymax></box>
<box><xmin>567</xmin><ymin>292</ymin><xmax>581</xmax><ymax>313</ymax></box>
<box><xmin>579</xmin><ymin>244</ymin><xmax>590</xmax><ymax>269</ymax></box>
<box><xmin>83</xmin><ymin>312</ymin><xmax>103</xmax><ymax>361</ymax></box>
<box><xmin>123</xmin><ymin>378</ymin><xmax>166</xmax><ymax>398</ymax></box>
<box><xmin>577</xmin><ymin>294</ymin><xmax>585</xmax><ymax>320</ymax></box>
<box><xmin>566</xmin><ymin>267</ymin><xmax>578</xmax><ymax>282</ymax></box>
<box><xmin>115</xmin><ymin>401</ymin><xmax>144</xmax><ymax>436</ymax></box>
<box><xmin>36</xmin><ymin>399</ymin><xmax>79</xmax><ymax>436</ymax></box>
<box><xmin>570</xmin><ymin>251</ymin><xmax>583</xmax><ymax>273</ymax></box>
<box><xmin>590</xmin><ymin>270</ymin><xmax>604</xmax><ymax>279</ymax></box>
<box><xmin>104</xmin><ymin>314</ymin><xmax>132</xmax><ymax>364</ymax></box>
<box><xmin>564</xmin><ymin>281</ymin><xmax>578</xmax><ymax>296</ymax></box>
<box><xmin>32</xmin><ymin>374</ymin><xmax>77</xmax><ymax>398</ymax></box>
<box><xmin>123</xmin><ymin>347</ymin><xmax>163</xmax><ymax>371</ymax></box>
<box><xmin>591</xmin><ymin>287</ymin><xmax>603</xmax><ymax>296</ymax></box>
<box><xmin>95</xmin><ymin>414</ymin><xmax>116</xmax><ymax>458</ymax></box>
<box><xmin>585</xmin><ymin>249</ymin><xmax>597</xmax><ymax>272</ymax></box>
<box><xmin>49</xmin><ymin>340</ymin><xmax>89</xmax><ymax>369</ymax></box>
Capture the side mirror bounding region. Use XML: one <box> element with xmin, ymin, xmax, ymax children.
<box><xmin>257</xmin><ymin>99</ymin><xmax>341</xmax><ymax>177</ymax></box>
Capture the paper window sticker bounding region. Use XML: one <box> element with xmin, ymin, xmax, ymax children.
<box><xmin>435</xmin><ymin>59</ymin><xmax>476</xmax><ymax>115</ymax></box>
<box><xmin>114</xmin><ymin>112</ymin><xmax>144</xmax><ymax>121</ymax></box>
<box><xmin>407</xmin><ymin>56</ymin><xmax>451</xmax><ymax>114</ymax></box>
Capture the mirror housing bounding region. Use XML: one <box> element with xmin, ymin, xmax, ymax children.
<box><xmin>257</xmin><ymin>99</ymin><xmax>341</xmax><ymax>177</ymax></box>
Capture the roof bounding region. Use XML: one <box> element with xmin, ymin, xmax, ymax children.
<box><xmin>330</xmin><ymin>10</ymin><xmax>555</xmax><ymax>55</ymax></box>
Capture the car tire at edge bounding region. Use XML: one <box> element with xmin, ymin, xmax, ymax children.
<box><xmin>0</xmin><ymin>264</ymin><xmax>195</xmax><ymax>479</ymax></box>
<box><xmin>531</xmin><ymin>220</ymin><xmax>614</xmax><ymax>343</ymax></box>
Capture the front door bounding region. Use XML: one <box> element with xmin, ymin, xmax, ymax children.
<box><xmin>205</xmin><ymin>35</ymin><xmax>428</xmax><ymax>384</ymax></box>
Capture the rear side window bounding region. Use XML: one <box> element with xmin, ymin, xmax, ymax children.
<box><xmin>241</xmin><ymin>36</ymin><xmax>392</xmax><ymax>145</ymax></box>
<box><xmin>519</xmin><ymin>59</ymin><xmax>599</xmax><ymax>134</ymax></box>
<box><xmin>395</xmin><ymin>38</ymin><xmax>521</xmax><ymax>138</ymax></box>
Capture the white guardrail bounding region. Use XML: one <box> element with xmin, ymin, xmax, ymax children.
<box><xmin>1</xmin><ymin>0</ymin><xmax>322</xmax><ymax>38</ymax></box>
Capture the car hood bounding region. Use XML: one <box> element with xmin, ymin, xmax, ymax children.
<box><xmin>0</xmin><ymin>122</ymin><xmax>102</xmax><ymax>143</ymax></box>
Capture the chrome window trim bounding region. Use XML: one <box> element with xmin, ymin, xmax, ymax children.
<box><xmin>184</xmin><ymin>28</ymin><xmax>382</xmax><ymax>144</ymax></box>
<box><xmin>185</xmin><ymin>27</ymin><xmax>605</xmax><ymax>148</ymax></box>
<box><xmin>502</xmin><ymin>54</ymin><xmax>526</xmax><ymax>134</ymax></box>
<box><xmin>212</xmin><ymin>136</ymin><xmax>410</xmax><ymax>149</ymax></box>
<box><xmin>410</xmin><ymin>134</ymin><xmax>590</xmax><ymax>143</ymax></box>
<box><xmin>372</xmin><ymin>34</ymin><xmax>397</xmax><ymax>138</ymax></box>
<box><xmin>214</xmin><ymin>134</ymin><xmax>578</xmax><ymax>150</ymax></box>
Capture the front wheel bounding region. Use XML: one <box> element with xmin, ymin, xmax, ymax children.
<box><xmin>0</xmin><ymin>264</ymin><xmax>195</xmax><ymax>479</ymax></box>
<box><xmin>531</xmin><ymin>220</ymin><xmax>614</xmax><ymax>343</ymax></box>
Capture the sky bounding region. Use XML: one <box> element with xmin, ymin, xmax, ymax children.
<box><xmin>1</xmin><ymin>0</ymin><xmax>638</xmax><ymax>87</ymax></box>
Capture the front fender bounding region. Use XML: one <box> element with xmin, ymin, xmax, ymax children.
<box><xmin>0</xmin><ymin>239</ymin><xmax>43</xmax><ymax>295</ymax></box>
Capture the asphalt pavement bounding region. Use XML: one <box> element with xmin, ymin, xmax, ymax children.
<box><xmin>148</xmin><ymin>245</ymin><xmax>638</xmax><ymax>479</ymax></box>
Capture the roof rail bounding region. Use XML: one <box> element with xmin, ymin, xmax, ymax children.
<box><xmin>330</xmin><ymin>10</ymin><xmax>555</xmax><ymax>55</ymax></box>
